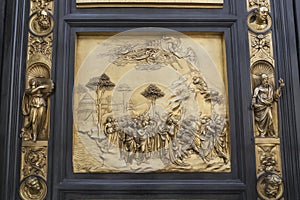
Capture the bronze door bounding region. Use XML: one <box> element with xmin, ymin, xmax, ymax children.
<box><xmin>1</xmin><ymin>0</ymin><xmax>300</xmax><ymax>199</ymax></box>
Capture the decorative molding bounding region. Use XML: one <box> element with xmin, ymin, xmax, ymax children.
<box><xmin>28</xmin><ymin>34</ymin><xmax>53</xmax><ymax>60</ymax></box>
<box><xmin>249</xmin><ymin>32</ymin><xmax>273</xmax><ymax>64</ymax></box>
<box><xmin>246</xmin><ymin>0</ymin><xmax>284</xmax><ymax>199</ymax></box>
<box><xmin>255</xmin><ymin>142</ymin><xmax>282</xmax><ymax>175</ymax></box>
<box><xmin>19</xmin><ymin>0</ymin><xmax>54</xmax><ymax>199</ymax></box>
<box><xmin>31</xmin><ymin>0</ymin><xmax>54</xmax><ymax>13</ymax></box>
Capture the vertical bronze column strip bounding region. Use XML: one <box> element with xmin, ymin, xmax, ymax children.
<box><xmin>19</xmin><ymin>0</ymin><xmax>55</xmax><ymax>200</ymax></box>
<box><xmin>246</xmin><ymin>0</ymin><xmax>285</xmax><ymax>199</ymax></box>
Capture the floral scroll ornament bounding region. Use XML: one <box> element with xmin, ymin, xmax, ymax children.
<box><xmin>22</xmin><ymin>147</ymin><xmax>47</xmax><ymax>177</ymax></box>
<box><xmin>28</xmin><ymin>35</ymin><xmax>53</xmax><ymax>59</ymax></box>
<box><xmin>257</xmin><ymin>145</ymin><xmax>281</xmax><ymax>174</ymax></box>
<box><xmin>251</xmin><ymin>34</ymin><xmax>271</xmax><ymax>58</ymax></box>
<box><xmin>249</xmin><ymin>0</ymin><xmax>269</xmax><ymax>8</ymax></box>
<box><xmin>31</xmin><ymin>0</ymin><xmax>54</xmax><ymax>13</ymax></box>
<box><xmin>260</xmin><ymin>153</ymin><xmax>277</xmax><ymax>173</ymax></box>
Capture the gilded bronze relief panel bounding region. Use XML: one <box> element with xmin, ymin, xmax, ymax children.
<box><xmin>72</xmin><ymin>29</ymin><xmax>231</xmax><ymax>173</ymax></box>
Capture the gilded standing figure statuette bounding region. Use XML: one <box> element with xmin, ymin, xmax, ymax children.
<box><xmin>21</xmin><ymin>77</ymin><xmax>54</xmax><ymax>142</ymax></box>
<box><xmin>251</xmin><ymin>74</ymin><xmax>284</xmax><ymax>137</ymax></box>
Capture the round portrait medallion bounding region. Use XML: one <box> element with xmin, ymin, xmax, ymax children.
<box><xmin>257</xmin><ymin>173</ymin><xmax>284</xmax><ymax>200</ymax></box>
<box><xmin>29</xmin><ymin>10</ymin><xmax>54</xmax><ymax>37</ymax></box>
<box><xmin>20</xmin><ymin>175</ymin><xmax>47</xmax><ymax>200</ymax></box>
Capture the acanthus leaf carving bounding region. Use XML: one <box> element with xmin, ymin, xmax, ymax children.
<box><xmin>257</xmin><ymin>145</ymin><xmax>281</xmax><ymax>174</ymax></box>
<box><xmin>31</xmin><ymin>0</ymin><xmax>54</xmax><ymax>13</ymax></box>
<box><xmin>22</xmin><ymin>147</ymin><xmax>47</xmax><ymax>178</ymax></box>
<box><xmin>248</xmin><ymin>0</ymin><xmax>270</xmax><ymax>9</ymax></box>
<box><xmin>250</xmin><ymin>34</ymin><xmax>271</xmax><ymax>59</ymax></box>
<box><xmin>28</xmin><ymin>34</ymin><xmax>53</xmax><ymax>60</ymax></box>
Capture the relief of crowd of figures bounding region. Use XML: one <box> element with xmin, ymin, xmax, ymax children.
<box><xmin>76</xmin><ymin>75</ymin><xmax>229</xmax><ymax>172</ymax></box>
<box><xmin>96</xmin><ymin>79</ymin><xmax>229</xmax><ymax>167</ymax></box>
<box><xmin>74</xmin><ymin>31</ymin><xmax>230</xmax><ymax>172</ymax></box>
